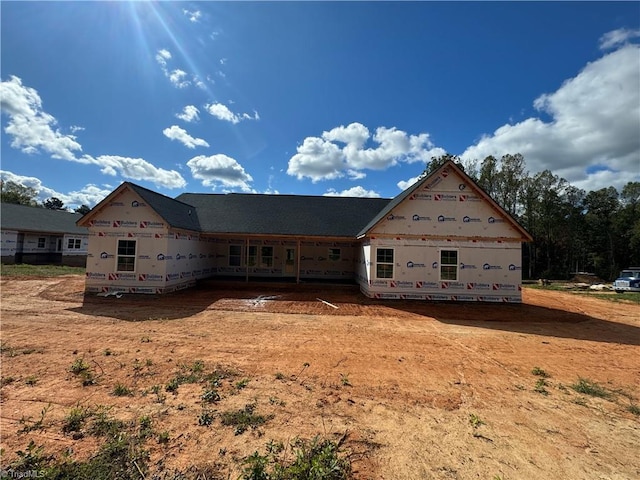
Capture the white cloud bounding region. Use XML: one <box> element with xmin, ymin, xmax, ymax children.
<box><xmin>155</xmin><ymin>49</ymin><xmax>171</xmax><ymax>68</ymax></box>
<box><xmin>176</xmin><ymin>105</ymin><xmax>200</xmax><ymax>123</ymax></box>
<box><xmin>205</xmin><ymin>102</ymin><xmax>259</xmax><ymax>124</ymax></box>
<box><xmin>0</xmin><ymin>170</ymin><xmax>111</xmax><ymax>208</ymax></box>
<box><xmin>95</xmin><ymin>155</ymin><xmax>187</xmax><ymax>189</ymax></box>
<box><xmin>287</xmin><ymin>122</ymin><xmax>446</xmax><ymax>182</ymax></box>
<box><xmin>169</xmin><ymin>69</ymin><xmax>190</xmax><ymax>88</ymax></box>
<box><xmin>0</xmin><ymin>75</ymin><xmax>84</xmax><ymax>162</ymax></box>
<box><xmin>599</xmin><ymin>28</ymin><xmax>640</xmax><ymax>51</ymax></box>
<box><xmin>183</xmin><ymin>9</ymin><xmax>202</xmax><ymax>23</ymax></box>
<box><xmin>162</xmin><ymin>125</ymin><xmax>209</xmax><ymax>149</ymax></box>
<box><xmin>460</xmin><ymin>41</ymin><xmax>640</xmax><ymax>192</ymax></box>
<box><xmin>323</xmin><ymin>186</ymin><xmax>381</xmax><ymax>198</ymax></box>
<box><xmin>397</xmin><ymin>175</ymin><xmax>421</xmax><ymax>191</ymax></box>
<box><xmin>187</xmin><ymin>154</ymin><xmax>254</xmax><ymax>191</ymax></box>
<box><xmin>70</xmin><ymin>125</ymin><xmax>85</xmax><ymax>133</ymax></box>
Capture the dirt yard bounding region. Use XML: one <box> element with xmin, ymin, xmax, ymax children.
<box><xmin>1</xmin><ymin>276</ymin><xmax>639</xmax><ymax>479</ymax></box>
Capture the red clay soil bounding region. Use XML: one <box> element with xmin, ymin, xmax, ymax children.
<box><xmin>1</xmin><ymin>276</ymin><xmax>638</xmax><ymax>479</ymax></box>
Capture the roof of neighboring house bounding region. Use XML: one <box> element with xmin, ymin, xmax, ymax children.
<box><xmin>176</xmin><ymin>193</ymin><xmax>391</xmax><ymax>237</ymax></box>
<box><xmin>1</xmin><ymin>203</ymin><xmax>88</xmax><ymax>235</ymax></box>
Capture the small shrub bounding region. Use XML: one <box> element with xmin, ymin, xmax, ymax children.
<box><xmin>157</xmin><ymin>430</ymin><xmax>170</xmax><ymax>445</ymax></box>
<box><xmin>221</xmin><ymin>403</ymin><xmax>271</xmax><ymax>435</ymax></box>
<box><xmin>112</xmin><ymin>383</ymin><xmax>133</xmax><ymax>397</ymax></box>
<box><xmin>1</xmin><ymin>376</ymin><xmax>16</xmax><ymax>387</ymax></box>
<box><xmin>340</xmin><ymin>373</ymin><xmax>351</xmax><ymax>387</ymax></box>
<box><xmin>534</xmin><ymin>378</ymin><xmax>549</xmax><ymax>395</ymax></box>
<box><xmin>236</xmin><ymin>378</ymin><xmax>250</xmax><ymax>390</ymax></box>
<box><xmin>531</xmin><ymin>367</ymin><xmax>550</xmax><ymax>378</ymax></box>
<box><xmin>18</xmin><ymin>404</ymin><xmax>51</xmax><ymax>433</ymax></box>
<box><xmin>469</xmin><ymin>413</ymin><xmax>484</xmax><ymax>429</ymax></box>
<box><xmin>91</xmin><ymin>409</ymin><xmax>126</xmax><ymax>438</ymax></box>
<box><xmin>139</xmin><ymin>416</ymin><xmax>153</xmax><ymax>439</ymax></box>
<box><xmin>571</xmin><ymin>378</ymin><xmax>610</xmax><ymax>399</ymax></box>
<box><xmin>25</xmin><ymin>376</ymin><xmax>38</xmax><ymax>386</ymax></box>
<box><xmin>69</xmin><ymin>358</ymin><xmax>90</xmax><ymax>375</ymax></box>
<box><xmin>201</xmin><ymin>388</ymin><xmax>221</xmax><ymax>404</ymax></box>
<box><xmin>165</xmin><ymin>378</ymin><xmax>180</xmax><ymax>394</ymax></box>
<box><xmin>274</xmin><ymin>372</ymin><xmax>286</xmax><ymax>381</ymax></box>
<box><xmin>62</xmin><ymin>406</ymin><xmax>91</xmax><ymax>435</ymax></box>
<box><xmin>198</xmin><ymin>410</ymin><xmax>215</xmax><ymax>427</ymax></box>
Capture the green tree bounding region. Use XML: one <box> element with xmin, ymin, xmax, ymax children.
<box><xmin>0</xmin><ymin>180</ymin><xmax>38</xmax><ymax>206</ymax></box>
<box><xmin>43</xmin><ymin>197</ymin><xmax>65</xmax><ymax>210</ymax></box>
<box><xmin>75</xmin><ymin>204</ymin><xmax>91</xmax><ymax>215</ymax></box>
<box><xmin>420</xmin><ymin>153</ymin><xmax>462</xmax><ymax>178</ymax></box>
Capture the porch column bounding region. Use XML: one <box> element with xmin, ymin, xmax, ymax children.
<box><xmin>296</xmin><ymin>238</ymin><xmax>301</xmax><ymax>284</ymax></box>
<box><xmin>245</xmin><ymin>237</ymin><xmax>249</xmax><ymax>283</ymax></box>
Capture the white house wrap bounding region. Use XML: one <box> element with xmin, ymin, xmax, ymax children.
<box><xmin>78</xmin><ymin>160</ymin><xmax>532</xmax><ymax>301</ymax></box>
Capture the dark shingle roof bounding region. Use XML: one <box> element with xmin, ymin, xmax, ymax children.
<box><xmin>175</xmin><ymin>193</ymin><xmax>391</xmax><ymax>237</ymax></box>
<box><xmin>126</xmin><ymin>183</ymin><xmax>201</xmax><ymax>232</ymax></box>
<box><xmin>1</xmin><ymin>203</ymin><xmax>88</xmax><ymax>235</ymax></box>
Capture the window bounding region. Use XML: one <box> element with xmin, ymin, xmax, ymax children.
<box><xmin>247</xmin><ymin>246</ymin><xmax>257</xmax><ymax>266</ymax></box>
<box><xmin>117</xmin><ymin>240</ymin><xmax>136</xmax><ymax>272</ymax></box>
<box><xmin>440</xmin><ymin>250</ymin><xmax>458</xmax><ymax>281</ymax></box>
<box><xmin>260</xmin><ymin>246</ymin><xmax>274</xmax><ymax>267</ymax></box>
<box><xmin>376</xmin><ymin>248</ymin><xmax>394</xmax><ymax>279</ymax></box>
<box><xmin>67</xmin><ymin>238</ymin><xmax>82</xmax><ymax>249</ymax></box>
<box><xmin>328</xmin><ymin>248</ymin><xmax>341</xmax><ymax>261</ymax></box>
<box><xmin>229</xmin><ymin>245</ymin><xmax>242</xmax><ymax>267</ymax></box>
<box><xmin>37</xmin><ymin>237</ymin><xmax>46</xmax><ymax>249</ymax></box>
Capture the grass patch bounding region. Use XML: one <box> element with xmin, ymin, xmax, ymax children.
<box><xmin>627</xmin><ymin>404</ymin><xmax>640</xmax><ymax>416</ymax></box>
<box><xmin>221</xmin><ymin>403</ymin><xmax>272</xmax><ymax>435</ymax></box>
<box><xmin>0</xmin><ymin>264</ymin><xmax>85</xmax><ymax>277</ymax></box>
<box><xmin>570</xmin><ymin>378</ymin><xmax>611</xmax><ymax>399</ymax></box>
<box><xmin>241</xmin><ymin>435</ymin><xmax>351</xmax><ymax>480</ymax></box>
<box><xmin>112</xmin><ymin>383</ymin><xmax>134</xmax><ymax>397</ymax></box>
<box><xmin>531</xmin><ymin>366</ymin><xmax>550</xmax><ymax>378</ymax></box>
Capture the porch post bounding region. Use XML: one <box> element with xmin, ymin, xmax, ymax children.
<box><xmin>245</xmin><ymin>237</ymin><xmax>249</xmax><ymax>283</ymax></box>
<box><xmin>296</xmin><ymin>238</ymin><xmax>301</xmax><ymax>284</ymax></box>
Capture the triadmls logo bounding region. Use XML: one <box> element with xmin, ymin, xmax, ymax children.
<box><xmin>412</xmin><ymin>214</ymin><xmax>431</xmax><ymax>221</ymax></box>
<box><xmin>488</xmin><ymin>216</ymin><xmax>505</xmax><ymax>224</ymax></box>
<box><xmin>509</xmin><ymin>264</ymin><xmax>522</xmax><ymax>271</ymax></box>
<box><xmin>463</xmin><ymin>216</ymin><xmax>481</xmax><ymax>223</ymax></box>
<box><xmin>437</xmin><ymin>215</ymin><xmax>456</xmax><ymax>222</ymax></box>
<box><xmin>406</xmin><ymin>261</ymin><xmax>426</xmax><ymax>268</ymax></box>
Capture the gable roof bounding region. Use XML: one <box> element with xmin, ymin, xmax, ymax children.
<box><xmin>77</xmin><ymin>182</ymin><xmax>201</xmax><ymax>232</ymax></box>
<box><xmin>176</xmin><ymin>193</ymin><xmax>391</xmax><ymax>237</ymax></box>
<box><xmin>1</xmin><ymin>203</ymin><xmax>88</xmax><ymax>235</ymax></box>
<box><xmin>357</xmin><ymin>160</ymin><xmax>533</xmax><ymax>241</ymax></box>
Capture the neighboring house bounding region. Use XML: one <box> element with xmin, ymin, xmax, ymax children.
<box><xmin>1</xmin><ymin>203</ymin><xmax>89</xmax><ymax>267</ymax></box>
<box><xmin>77</xmin><ymin>160</ymin><xmax>533</xmax><ymax>301</ymax></box>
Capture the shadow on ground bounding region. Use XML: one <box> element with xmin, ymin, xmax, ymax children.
<box><xmin>70</xmin><ymin>279</ymin><xmax>640</xmax><ymax>346</ymax></box>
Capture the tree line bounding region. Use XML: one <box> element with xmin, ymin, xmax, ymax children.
<box><xmin>426</xmin><ymin>154</ymin><xmax>640</xmax><ymax>281</ymax></box>
<box><xmin>0</xmin><ymin>180</ymin><xmax>90</xmax><ymax>214</ymax></box>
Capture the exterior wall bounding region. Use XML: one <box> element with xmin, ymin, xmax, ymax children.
<box><xmin>358</xmin><ymin>238</ymin><xmax>524</xmax><ymax>302</ymax></box>
<box><xmin>1</xmin><ymin>229</ymin><xmax>18</xmax><ymax>264</ymax></box>
<box><xmin>84</xmin><ymin>189</ymin><xmax>178</xmax><ymax>294</ymax></box>
<box><xmin>208</xmin><ymin>238</ymin><xmax>357</xmax><ymax>280</ymax></box>
<box><xmin>357</xmin><ymin>166</ymin><xmax>527</xmax><ymax>302</ymax></box>
<box><xmin>374</xmin><ymin>167</ymin><xmax>522</xmax><ymax>240</ymax></box>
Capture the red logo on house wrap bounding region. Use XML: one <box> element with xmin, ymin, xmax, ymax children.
<box><xmin>442</xmin><ymin>169</ymin><xmax>449</xmax><ymax>177</ymax></box>
<box><xmin>434</xmin><ymin>194</ymin><xmax>442</xmax><ymax>201</ymax></box>
<box><xmin>138</xmin><ymin>274</ymin><xmax>146</xmax><ymax>281</ymax></box>
<box><xmin>108</xmin><ymin>273</ymin><xmax>118</xmax><ymax>280</ymax></box>
<box><xmin>459</xmin><ymin>195</ymin><xmax>467</xmax><ymax>201</ymax></box>
<box><xmin>112</xmin><ymin>221</ymin><xmax>121</xmax><ymax>227</ymax></box>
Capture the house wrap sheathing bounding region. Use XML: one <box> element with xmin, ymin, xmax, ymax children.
<box><xmin>78</xmin><ymin>161</ymin><xmax>532</xmax><ymax>301</ymax></box>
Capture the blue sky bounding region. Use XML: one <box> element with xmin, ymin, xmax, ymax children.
<box><xmin>1</xmin><ymin>1</ymin><xmax>639</xmax><ymax>209</ymax></box>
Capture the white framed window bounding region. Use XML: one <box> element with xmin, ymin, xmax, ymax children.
<box><xmin>260</xmin><ymin>246</ymin><xmax>274</xmax><ymax>267</ymax></box>
<box><xmin>229</xmin><ymin>245</ymin><xmax>242</xmax><ymax>267</ymax></box>
<box><xmin>117</xmin><ymin>239</ymin><xmax>136</xmax><ymax>272</ymax></box>
<box><xmin>376</xmin><ymin>248</ymin><xmax>394</xmax><ymax>279</ymax></box>
<box><xmin>328</xmin><ymin>248</ymin><xmax>341</xmax><ymax>261</ymax></box>
<box><xmin>440</xmin><ymin>250</ymin><xmax>458</xmax><ymax>281</ymax></box>
<box><xmin>37</xmin><ymin>237</ymin><xmax>46</xmax><ymax>249</ymax></box>
<box><xmin>67</xmin><ymin>238</ymin><xmax>82</xmax><ymax>249</ymax></box>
